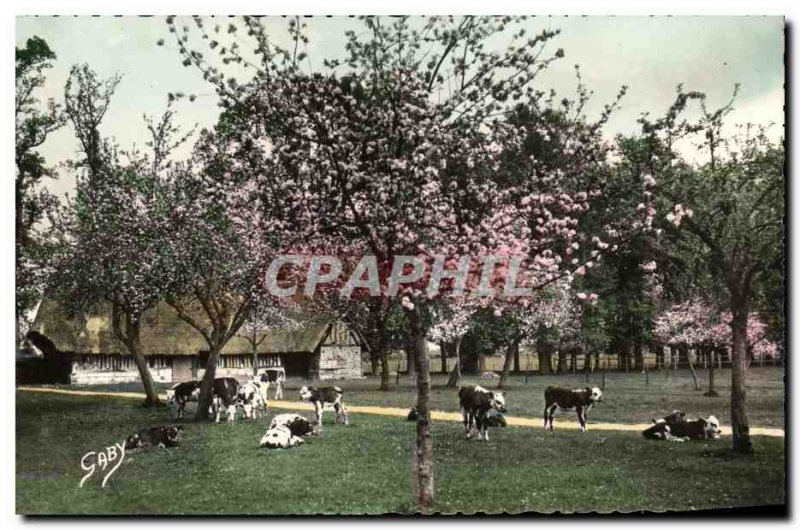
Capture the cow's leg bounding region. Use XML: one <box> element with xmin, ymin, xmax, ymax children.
<box><xmin>315</xmin><ymin>401</ymin><xmax>323</xmax><ymax>430</ymax></box>
<box><xmin>461</xmin><ymin>407</ymin><xmax>470</xmax><ymax>436</ymax></box>
<box><xmin>577</xmin><ymin>406</ymin><xmax>586</xmax><ymax>432</ymax></box>
<box><xmin>227</xmin><ymin>404</ymin><xmax>236</xmax><ymax>423</ymax></box>
<box><xmin>546</xmin><ymin>404</ymin><xmax>557</xmax><ymax>431</ymax></box>
<box><xmin>543</xmin><ymin>403</ymin><xmax>550</xmax><ymax>430</ymax></box>
<box><xmin>479</xmin><ymin>415</ymin><xmax>489</xmax><ymax>442</ymax></box>
<box><xmin>334</xmin><ymin>400</ymin><xmax>349</xmax><ymax>425</ymax></box>
<box><xmin>177</xmin><ymin>400</ymin><xmax>185</xmax><ymax>420</ymax></box>
<box><xmin>213</xmin><ymin>398</ymin><xmax>221</xmax><ymax>423</ymax></box>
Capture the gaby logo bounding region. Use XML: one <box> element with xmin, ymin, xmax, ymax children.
<box><xmin>80</xmin><ymin>440</ymin><xmax>126</xmax><ymax>488</ymax></box>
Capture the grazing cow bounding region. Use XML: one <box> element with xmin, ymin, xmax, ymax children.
<box><xmin>662</xmin><ymin>410</ymin><xmax>721</xmax><ymax>440</ymax></box>
<box><xmin>125</xmin><ymin>425</ymin><xmax>184</xmax><ymax>450</ymax></box>
<box><xmin>543</xmin><ymin>385</ymin><xmax>603</xmax><ymax>432</ymax></box>
<box><xmin>458</xmin><ymin>385</ymin><xmax>507</xmax><ymax>441</ymax></box>
<box><xmin>211</xmin><ymin>377</ymin><xmax>240</xmax><ymax>423</ymax></box>
<box><xmin>237</xmin><ymin>381</ymin><xmax>267</xmax><ymax>419</ymax></box>
<box><xmin>255</xmin><ymin>368</ymin><xmax>286</xmax><ymax>400</ymax></box>
<box><xmin>259</xmin><ymin>425</ymin><xmax>304</xmax><ymax>449</ymax></box>
<box><xmin>299</xmin><ymin>385</ymin><xmax>348</xmax><ymax>429</ymax></box>
<box><xmin>166</xmin><ymin>381</ymin><xmax>201</xmax><ymax>419</ymax></box>
<box><xmin>269</xmin><ymin>413</ymin><xmax>316</xmax><ymax>438</ymax></box>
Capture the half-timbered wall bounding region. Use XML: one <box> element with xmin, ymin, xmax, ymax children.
<box><xmin>316</xmin><ymin>321</ymin><xmax>363</xmax><ymax>380</ymax></box>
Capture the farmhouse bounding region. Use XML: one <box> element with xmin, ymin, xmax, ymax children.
<box><xmin>28</xmin><ymin>299</ymin><xmax>365</xmax><ymax>385</ymax></box>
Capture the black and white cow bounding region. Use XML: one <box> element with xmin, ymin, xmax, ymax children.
<box><xmin>211</xmin><ymin>377</ymin><xmax>240</xmax><ymax>423</ymax></box>
<box><xmin>259</xmin><ymin>413</ymin><xmax>316</xmax><ymax>449</ymax></box>
<box><xmin>259</xmin><ymin>425</ymin><xmax>305</xmax><ymax>449</ymax></box>
<box><xmin>125</xmin><ymin>425</ymin><xmax>184</xmax><ymax>450</ymax></box>
<box><xmin>458</xmin><ymin>385</ymin><xmax>507</xmax><ymax>441</ymax></box>
<box><xmin>166</xmin><ymin>381</ymin><xmax>201</xmax><ymax>419</ymax></box>
<box><xmin>255</xmin><ymin>368</ymin><xmax>286</xmax><ymax>401</ymax></box>
<box><xmin>237</xmin><ymin>381</ymin><xmax>267</xmax><ymax>419</ymax></box>
<box><xmin>661</xmin><ymin>410</ymin><xmax>721</xmax><ymax>440</ymax></box>
<box><xmin>543</xmin><ymin>385</ymin><xmax>603</xmax><ymax>432</ymax></box>
<box><xmin>269</xmin><ymin>413</ymin><xmax>316</xmax><ymax>437</ymax></box>
<box><xmin>299</xmin><ymin>385</ymin><xmax>348</xmax><ymax>429</ymax></box>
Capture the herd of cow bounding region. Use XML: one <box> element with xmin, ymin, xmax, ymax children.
<box><xmin>122</xmin><ymin>376</ymin><xmax>721</xmax><ymax>452</ymax></box>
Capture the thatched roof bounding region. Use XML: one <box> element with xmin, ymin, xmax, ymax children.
<box><xmin>31</xmin><ymin>299</ymin><xmax>332</xmax><ymax>357</ymax></box>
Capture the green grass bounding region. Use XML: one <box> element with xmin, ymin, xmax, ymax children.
<box><xmin>16</xmin><ymin>370</ymin><xmax>786</xmax><ymax>515</ymax></box>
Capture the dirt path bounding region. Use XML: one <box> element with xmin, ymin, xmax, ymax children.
<box><xmin>17</xmin><ymin>386</ymin><xmax>785</xmax><ymax>438</ymax></box>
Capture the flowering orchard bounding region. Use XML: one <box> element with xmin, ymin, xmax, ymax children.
<box><xmin>32</xmin><ymin>16</ymin><xmax>783</xmax><ymax>511</ymax></box>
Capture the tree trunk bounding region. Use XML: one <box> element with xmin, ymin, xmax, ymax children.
<box><xmin>684</xmin><ymin>345</ymin><xmax>700</xmax><ymax>391</ymax></box>
<box><xmin>557</xmin><ymin>345</ymin><xmax>568</xmax><ymax>373</ymax></box>
<box><xmin>513</xmin><ymin>344</ymin><xmax>520</xmax><ymax>373</ymax></box>
<box><xmin>406</xmin><ymin>346</ymin><xmax>417</xmax><ymax>376</ymax></box>
<box><xmin>196</xmin><ymin>345</ymin><xmax>221</xmax><ymax>420</ymax></box>
<box><xmin>633</xmin><ymin>337</ymin><xmax>644</xmax><ymax>372</ymax></box>
<box><xmin>537</xmin><ymin>338</ymin><xmax>553</xmax><ymax>375</ymax></box>
<box><xmin>251</xmin><ymin>337</ymin><xmax>259</xmax><ymax>377</ymax></box>
<box><xmin>371</xmin><ymin>355</ymin><xmax>380</xmax><ymax>379</ymax></box>
<box><xmin>498</xmin><ymin>338</ymin><xmax>519</xmax><ymax>389</ymax></box>
<box><xmin>379</xmin><ymin>344</ymin><xmax>391</xmax><ymax>391</ymax></box>
<box><xmin>112</xmin><ymin>308</ymin><xmax>160</xmax><ymax>407</ymax></box>
<box><xmin>446</xmin><ymin>337</ymin><xmax>462</xmax><ymax>388</ymax></box>
<box><xmin>705</xmin><ymin>346</ymin><xmax>719</xmax><ymax>397</ymax></box>
<box><xmin>126</xmin><ymin>318</ymin><xmax>161</xmax><ymax>407</ymax></box>
<box><xmin>730</xmin><ymin>307</ymin><xmax>753</xmax><ymax>453</ymax></box>
<box><xmin>654</xmin><ymin>343</ymin><xmax>664</xmax><ymax>370</ymax></box>
<box><xmin>408</xmin><ymin>304</ymin><xmax>434</xmax><ymax>510</ymax></box>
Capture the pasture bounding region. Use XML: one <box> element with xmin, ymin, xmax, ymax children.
<box><xmin>16</xmin><ymin>367</ymin><xmax>785</xmax><ymax>514</ymax></box>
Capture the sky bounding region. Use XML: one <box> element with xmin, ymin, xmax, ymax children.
<box><xmin>15</xmin><ymin>15</ymin><xmax>785</xmax><ymax>199</ymax></box>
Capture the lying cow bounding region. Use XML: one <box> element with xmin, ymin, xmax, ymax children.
<box><xmin>543</xmin><ymin>385</ymin><xmax>603</xmax><ymax>432</ymax></box>
<box><xmin>212</xmin><ymin>377</ymin><xmax>240</xmax><ymax>423</ymax></box>
<box><xmin>259</xmin><ymin>425</ymin><xmax>305</xmax><ymax>449</ymax></box>
<box><xmin>661</xmin><ymin>410</ymin><xmax>721</xmax><ymax>440</ymax></box>
<box><xmin>125</xmin><ymin>425</ymin><xmax>184</xmax><ymax>450</ymax></box>
<box><xmin>269</xmin><ymin>413</ymin><xmax>316</xmax><ymax>437</ymax></box>
<box><xmin>299</xmin><ymin>385</ymin><xmax>348</xmax><ymax>429</ymax></box>
<box><xmin>166</xmin><ymin>381</ymin><xmax>201</xmax><ymax>419</ymax></box>
<box><xmin>458</xmin><ymin>385</ymin><xmax>507</xmax><ymax>441</ymax></box>
<box><xmin>642</xmin><ymin>419</ymin><xmax>688</xmax><ymax>442</ymax></box>
<box><xmin>237</xmin><ymin>381</ymin><xmax>267</xmax><ymax>419</ymax></box>
<box><xmin>484</xmin><ymin>409</ymin><xmax>507</xmax><ymax>428</ymax></box>
<box><xmin>255</xmin><ymin>368</ymin><xmax>286</xmax><ymax>401</ymax></box>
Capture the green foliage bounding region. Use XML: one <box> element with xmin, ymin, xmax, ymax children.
<box><xmin>15</xmin><ymin>36</ymin><xmax>64</xmax><ymax>325</ymax></box>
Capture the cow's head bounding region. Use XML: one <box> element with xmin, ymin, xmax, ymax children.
<box><xmin>299</xmin><ymin>386</ymin><xmax>314</xmax><ymax>401</ymax></box>
<box><xmin>124</xmin><ymin>433</ymin><xmax>141</xmax><ymax>450</ymax></box>
<box><xmin>490</xmin><ymin>391</ymin><xmax>506</xmax><ymax>413</ymax></box>
<box><xmin>165</xmin><ymin>389</ymin><xmax>176</xmax><ymax>404</ymax></box>
<box><xmin>704</xmin><ymin>416</ymin><xmax>721</xmax><ymax>439</ymax></box>
<box><xmin>589</xmin><ymin>387</ymin><xmax>603</xmax><ymax>402</ymax></box>
<box><xmin>166</xmin><ymin>425</ymin><xmax>183</xmax><ymax>444</ymax></box>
